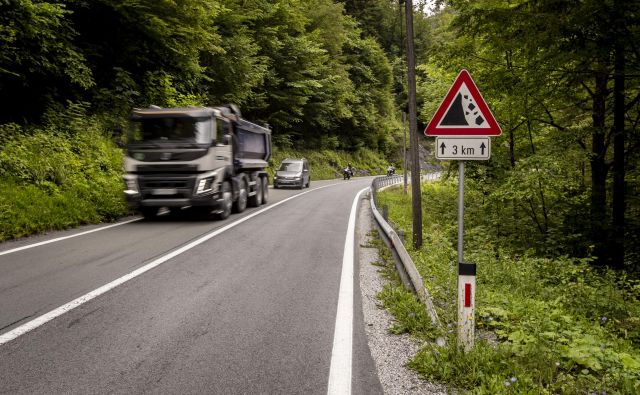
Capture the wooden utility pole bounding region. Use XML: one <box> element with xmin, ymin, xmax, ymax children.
<box><xmin>404</xmin><ymin>0</ymin><xmax>422</xmax><ymax>248</ymax></box>
<box><xmin>403</xmin><ymin>112</ymin><xmax>408</xmax><ymax>194</ymax></box>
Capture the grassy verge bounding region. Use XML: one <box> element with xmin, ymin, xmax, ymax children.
<box><xmin>376</xmin><ymin>181</ymin><xmax>640</xmax><ymax>394</ymax></box>
<box><xmin>0</xmin><ymin>113</ymin><xmax>128</xmax><ymax>242</ymax></box>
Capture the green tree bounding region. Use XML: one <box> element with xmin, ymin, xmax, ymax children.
<box><xmin>425</xmin><ymin>0</ymin><xmax>640</xmax><ymax>267</ymax></box>
<box><xmin>0</xmin><ymin>0</ymin><xmax>94</xmax><ymax>122</ymax></box>
<box><xmin>68</xmin><ymin>0</ymin><xmax>223</xmax><ymax>110</ymax></box>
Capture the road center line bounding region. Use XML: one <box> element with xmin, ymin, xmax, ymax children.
<box><xmin>327</xmin><ymin>187</ymin><xmax>369</xmax><ymax>395</ymax></box>
<box><xmin>0</xmin><ymin>218</ymin><xmax>142</xmax><ymax>256</ymax></box>
<box><xmin>0</xmin><ymin>183</ymin><xmax>344</xmax><ymax>346</ymax></box>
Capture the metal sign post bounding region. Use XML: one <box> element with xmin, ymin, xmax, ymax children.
<box><xmin>457</xmin><ymin>161</ymin><xmax>476</xmax><ymax>351</ymax></box>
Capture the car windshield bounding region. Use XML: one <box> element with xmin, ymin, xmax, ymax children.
<box><xmin>279</xmin><ymin>162</ymin><xmax>302</xmax><ymax>172</ymax></box>
<box><xmin>129</xmin><ymin>117</ymin><xmax>212</xmax><ymax>145</ymax></box>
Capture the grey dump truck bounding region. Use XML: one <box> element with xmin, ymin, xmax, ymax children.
<box><xmin>123</xmin><ymin>105</ymin><xmax>271</xmax><ymax>219</ymax></box>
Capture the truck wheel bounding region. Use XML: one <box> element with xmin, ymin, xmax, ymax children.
<box><xmin>140</xmin><ymin>207</ymin><xmax>158</xmax><ymax>219</ymax></box>
<box><xmin>248</xmin><ymin>177</ymin><xmax>262</xmax><ymax>207</ymax></box>
<box><xmin>215</xmin><ymin>181</ymin><xmax>232</xmax><ymax>220</ymax></box>
<box><xmin>233</xmin><ymin>178</ymin><xmax>248</xmax><ymax>213</ymax></box>
<box><xmin>261</xmin><ymin>176</ymin><xmax>269</xmax><ymax>204</ymax></box>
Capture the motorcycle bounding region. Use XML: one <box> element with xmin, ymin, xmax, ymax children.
<box><xmin>387</xmin><ymin>167</ymin><xmax>395</xmax><ymax>177</ymax></box>
<box><xmin>343</xmin><ymin>168</ymin><xmax>352</xmax><ymax>180</ymax></box>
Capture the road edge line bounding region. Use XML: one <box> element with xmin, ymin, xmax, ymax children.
<box><xmin>0</xmin><ymin>218</ymin><xmax>142</xmax><ymax>256</ymax></box>
<box><xmin>327</xmin><ymin>187</ymin><xmax>369</xmax><ymax>395</ymax></box>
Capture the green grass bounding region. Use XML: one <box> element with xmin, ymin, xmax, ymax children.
<box><xmin>376</xmin><ymin>182</ymin><xmax>640</xmax><ymax>394</ymax></box>
<box><xmin>0</xmin><ymin>121</ymin><xmax>129</xmax><ymax>242</ymax></box>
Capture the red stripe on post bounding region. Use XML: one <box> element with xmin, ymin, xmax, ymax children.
<box><xmin>464</xmin><ymin>283</ymin><xmax>472</xmax><ymax>307</ymax></box>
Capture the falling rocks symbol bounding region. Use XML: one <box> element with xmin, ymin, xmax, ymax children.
<box><xmin>441</xmin><ymin>93</ymin><xmax>485</xmax><ymax>127</ymax></box>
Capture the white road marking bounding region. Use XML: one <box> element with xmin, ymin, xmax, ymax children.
<box><xmin>327</xmin><ymin>187</ymin><xmax>369</xmax><ymax>395</ymax></box>
<box><xmin>0</xmin><ymin>218</ymin><xmax>142</xmax><ymax>256</ymax></box>
<box><xmin>0</xmin><ymin>183</ymin><xmax>344</xmax><ymax>346</ymax></box>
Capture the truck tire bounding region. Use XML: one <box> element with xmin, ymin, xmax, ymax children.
<box><xmin>233</xmin><ymin>178</ymin><xmax>248</xmax><ymax>213</ymax></box>
<box><xmin>248</xmin><ymin>177</ymin><xmax>262</xmax><ymax>207</ymax></box>
<box><xmin>215</xmin><ymin>181</ymin><xmax>232</xmax><ymax>220</ymax></box>
<box><xmin>261</xmin><ymin>176</ymin><xmax>269</xmax><ymax>204</ymax></box>
<box><xmin>140</xmin><ymin>207</ymin><xmax>158</xmax><ymax>219</ymax></box>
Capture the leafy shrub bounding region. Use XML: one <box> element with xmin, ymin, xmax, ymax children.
<box><xmin>376</xmin><ymin>182</ymin><xmax>640</xmax><ymax>394</ymax></box>
<box><xmin>0</xmin><ymin>105</ymin><xmax>128</xmax><ymax>241</ymax></box>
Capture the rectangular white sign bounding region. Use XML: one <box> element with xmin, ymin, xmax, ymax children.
<box><xmin>435</xmin><ymin>137</ymin><xmax>491</xmax><ymax>160</ymax></box>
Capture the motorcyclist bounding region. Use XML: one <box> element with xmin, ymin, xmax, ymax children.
<box><xmin>343</xmin><ymin>163</ymin><xmax>354</xmax><ymax>179</ymax></box>
<box><xmin>387</xmin><ymin>164</ymin><xmax>395</xmax><ymax>176</ymax></box>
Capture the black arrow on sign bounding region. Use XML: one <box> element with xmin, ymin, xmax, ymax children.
<box><xmin>440</xmin><ymin>142</ymin><xmax>446</xmax><ymax>155</ymax></box>
<box><xmin>480</xmin><ymin>142</ymin><xmax>486</xmax><ymax>155</ymax></box>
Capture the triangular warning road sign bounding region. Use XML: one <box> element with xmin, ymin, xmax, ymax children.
<box><xmin>424</xmin><ymin>69</ymin><xmax>501</xmax><ymax>136</ymax></box>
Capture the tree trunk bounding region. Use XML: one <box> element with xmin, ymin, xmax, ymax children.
<box><xmin>526</xmin><ymin>118</ymin><xmax>549</xmax><ymax>242</ymax></box>
<box><xmin>590</xmin><ymin>70</ymin><xmax>609</xmax><ymax>265</ymax></box>
<box><xmin>612</xmin><ymin>30</ymin><xmax>626</xmax><ymax>269</ymax></box>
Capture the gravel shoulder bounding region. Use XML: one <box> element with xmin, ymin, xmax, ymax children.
<box><xmin>357</xmin><ymin>195</ymin><xmax>448</xmax><ymax>395</ymax></box>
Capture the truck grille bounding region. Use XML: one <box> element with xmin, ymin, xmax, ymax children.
<box><xmin>138</xmin><ymin>176</ymin><xmax>195</xmax><ymax>199</ymax></box>
<box><xmin>141</xmin><ymin>180</ymin><xmax>189</xmax><ymax>189</ymax></box>
<box><xmin>137</xmin><ymin>164</ymin><xmax>198</xmax><ymax>174</ymax></box>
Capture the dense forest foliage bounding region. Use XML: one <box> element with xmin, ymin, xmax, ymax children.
<box><xmin>1</xmin><ymin>0</ymin><xmax>639</xmax><ymax>271</ymax></box>
<box><xmin>417</xmin><ymin>0</ymin><xmax>640</xmax><ymax>272</ymax></box>
<box><xmin>0</xmin><ymin>0</ymin><xmax>403</xmax><ymax>151</ymax></box>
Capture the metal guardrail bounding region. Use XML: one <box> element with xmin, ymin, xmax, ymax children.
<box><xmin>371</xmin><ymin>174</ymin><xmax>403</xmax><ymax>207</ymax></box>
<box><xmin>369</xmin><ymin>173</ymin><xmax>440</xmax><ymax>327</ymax></box>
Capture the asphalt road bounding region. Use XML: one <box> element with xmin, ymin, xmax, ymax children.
<box><xmin>0</xmin><ymin>177</ymin><xmax>383</xmax><ymax>394</ymax></box>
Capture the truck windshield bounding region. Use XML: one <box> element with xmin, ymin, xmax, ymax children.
<box><xmin>129</xmin><ymin>117</ymin><xmax>212</xmax><ymax>145</ymax></box>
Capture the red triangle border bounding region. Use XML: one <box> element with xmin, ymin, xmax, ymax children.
<box><xmin>424</xmin><ymin>69</ymin><xmax>501</xmax><ymax>136</ymax></box>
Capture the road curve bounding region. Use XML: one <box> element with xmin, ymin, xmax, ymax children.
<box><xmin>0</xmin><ymin>177</ymin><xmax>383</xmax><ymax>394</ymax></box>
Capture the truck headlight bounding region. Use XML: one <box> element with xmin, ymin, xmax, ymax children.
<box><xmin>124</xmin><ymin>176</ymin><xmax>139</xmax><ymax>195</ymax></box>
<box><xmin>195</xmin><ymin>172</ymin><xmax>218</xmax><ymax>195</ymax></box>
